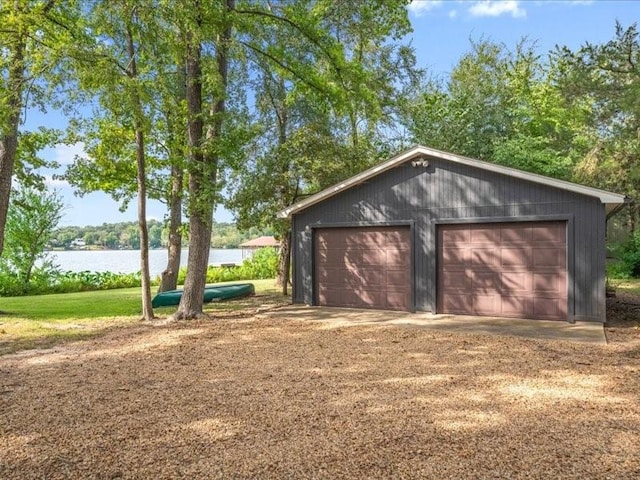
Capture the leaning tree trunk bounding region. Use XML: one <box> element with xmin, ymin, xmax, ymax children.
<box><xmin>126</xmin><ymin>21</ymin><xmax>154</xmax><ymax>321</ymax></box>
<box><xmin>159</xmin><ymin>160</ymin><xmax>183</xmax><ymax>292</ymax></box>
<box><xmin>0</xmin><ymin>22</ymin><xmax>25</xmax><ymax>258</ymax></box>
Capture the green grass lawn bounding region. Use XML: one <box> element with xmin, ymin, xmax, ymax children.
<box><xmin>0</xmin><ymin>279</ymin><xmax>284</xmax><ymax>355</ymax></box>
<box><xmin>609</xmin><ymin>278</ymin><xmax>640</xmax><ymax>295</ymax></box>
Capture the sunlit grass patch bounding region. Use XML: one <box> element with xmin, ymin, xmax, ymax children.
<box><xmin>610</xmin><ymin>278</ymin><xmax>640</xmax><ymax>295</ymax></box>
<box><xmin>0</xmin><ymin>316</ymin><xmax>138</xmax><ymax>355</ymax></box>
<box><xmin>0</xmin><ymin>279</ymin><xmax>287</xmax><ymax>355</ymax></box>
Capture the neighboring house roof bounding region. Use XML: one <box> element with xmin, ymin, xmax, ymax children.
<box><xmin>240</xmin><ymin>236</ymin><xmax>279</xmax><ymax>248</ymax></box>
<box><xmin>277</xmin><ymin>145</ymin><xmax>629</xmax><ymax>218</ymax></box>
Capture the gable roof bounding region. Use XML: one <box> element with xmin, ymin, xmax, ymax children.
<box><xmin>277</xmin><ymin>145</ymin><xmax>628</xmax><ymax>218</ymax></box>
<box><xmin>239</xmin><ymin>236</ymin><xmax>279</xmax><ymax>248</ymax></box>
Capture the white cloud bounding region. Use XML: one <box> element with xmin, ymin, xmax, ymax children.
<box><xmin>408</xmin><ymin>0</ymin><xmax>443</xmax><ymax>16</ymax></box>
<box><xmin>468</xmin><ymin>1</ymin><xmax>526</xmax><ymax>18</ymax></box>
<box><xmin>534</xmin><ymin>0</ymin><xmax>593</xmax><ymax>4</ymax></box>
<box><xmin>51</xmin><ymin>142</ymin><xmax>87</xmax><ymax>166</ymax></box>
<box><xmin>449</xmin><ymin>9</ymin><xmax>458</xmax><ymax>18</ymax></box>
<box><xmin>44</xmin><ymin>174</ymin><xmax>71</xmax><ymax>188</ymax></box>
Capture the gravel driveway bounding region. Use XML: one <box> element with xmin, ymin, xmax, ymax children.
<box><xmin>1</xmin><ymin>307</ymin><xmax>639</xmax><ymax>479</ymax></box>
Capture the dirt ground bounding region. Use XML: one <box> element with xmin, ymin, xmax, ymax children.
<box><xmin>1</xmin><ymin>296</ymin><xmax>639</xmax><ymax>479</ymax></box>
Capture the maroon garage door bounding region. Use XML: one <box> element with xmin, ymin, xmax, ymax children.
<box><xmin>438</xmin><ymin>222</ymin><xmax>567</xmax><ymax>320</ymax></box>
<box><xmin>314</xmin><ymin>226</ymin><xmax>412</xmax><ymax>311</ymax></box>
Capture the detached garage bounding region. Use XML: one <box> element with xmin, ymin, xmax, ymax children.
<box><xmin>279</xmin><ymin>145</ymin><xmax>628</xmax><ymax>323</ymax></box>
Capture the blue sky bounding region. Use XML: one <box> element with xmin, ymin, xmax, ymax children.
<box><xmin>31</xmin><ymin>0</ymin><xmax>639</xmax><ymax>227</ymax></box>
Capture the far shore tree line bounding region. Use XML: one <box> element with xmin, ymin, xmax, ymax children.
<box><xmin>1</xmin><ymin>1</ymin><xmax>639</xmax><ymax>318</ymax></box>
<box><xmin>49</xmin><ymin>221</ymin><xmax>272</xmax><ymax>251</ymax></box>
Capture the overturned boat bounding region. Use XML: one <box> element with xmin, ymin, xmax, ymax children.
<box><xmin>151</xmin><ymin>283</ymin><xmax>255</xmax><ymax>308</ymax></box>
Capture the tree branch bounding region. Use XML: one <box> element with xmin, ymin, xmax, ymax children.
<box><xmin>239</xmin><ymin>40</ymin><xmax>330</xmax><ymax>97</ymax></box>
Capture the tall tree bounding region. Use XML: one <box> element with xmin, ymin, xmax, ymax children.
<box><xmin>402</xmin><ymin>39</ymin><xmax>520</xmax><ymax>160</ymax></box>
<box><xmin>0</xmin><ymin>0</ymin><xmax>76</xmax><ymax>256</ymax></box>
<box><xmin>123</xmin><ymin>5</ymin><xmax>153</xmax><ymax>319</ymax></box>
<box><xmin>65</xmin><ymin>0</ymin><xmax>162</xmax><ymax>319</ymax></box>
<box><xmin>227</xmin><ymin>0</ymin><xmax>417</xmax><ymax>295</ymax></box>
<box><xmin>173</xmin><ymin>0</ymin><xmax>234</xmax><ymax>319</ymax></box>
<box><xmin>402</xmin><ymin>38</ymin><xmax>586</xmax><ymax>179</ymax></box>
<box><xmin>556</xmin><ymin>22</ymin><xmax>640</xmax><ymax>230</ymax></box>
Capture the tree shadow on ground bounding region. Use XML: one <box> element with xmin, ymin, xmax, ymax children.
<box><xmin>0</xmin><ymin>308</ymin><xmax>638</xmax><ymax>479</ymax></box>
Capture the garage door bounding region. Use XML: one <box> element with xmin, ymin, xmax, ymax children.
<box><xmin>438</xmin><ymin>222</ymin><xmax>567</xmax><ymax>320</ymax></box>
<box><xmin>315</xmin><ymin>226</ymin><xmax>412</xmax><ymax>311</ymax></box>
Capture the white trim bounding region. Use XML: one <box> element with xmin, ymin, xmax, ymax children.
<box><xmin>277</xmin><ymin>145</ymin><xmax>628</xmax><ymax>218</ymax></box>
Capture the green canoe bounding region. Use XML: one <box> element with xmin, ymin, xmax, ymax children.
<box><xmin>151</xmin><ymin>283</ymin><xmax>255</xmax><ymax>308</ymax></box>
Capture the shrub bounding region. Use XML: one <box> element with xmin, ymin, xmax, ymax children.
<box><xmin>608</xmin><ymin>230</ymin><xmax>640</xmax><ymax>279</ymax></box>
<box><xmin>240</xmin><ymin>247</ymin><xmax>279</xmax><ymax>280</ymax></box>
<box><xmin>177</xmin><ymin>247</ymin><xmax>279</xmax><ymax>284</ymax></box>
<box><xmin>0</xmin><ymin>269</ymin><xmax>147</xmax><ymax>297</ymax></box>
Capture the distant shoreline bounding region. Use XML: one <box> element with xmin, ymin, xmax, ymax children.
<box><xmin>40</xmin><ymin>248</ymin><xmax>245</xmax><ymax>276</ymax></box>
<box><xmin>46</xmin><ymin>246</ymin><xmax>240</xmax><ymax>252</ymax></box>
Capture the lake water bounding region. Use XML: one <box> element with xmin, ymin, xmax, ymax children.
<box><xmin>47</xmin><ymin>249</ymin><xmax>245</xmax><ymax>277</ymax></box>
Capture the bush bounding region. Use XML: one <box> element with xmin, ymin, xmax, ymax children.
<box><xmin>607</xmin><ymin>230</ymin><xmax>640</xmax><ymax>279</ymax></box>
<box><xmin>0</xmin><ymin>247</ymin><xmax>279</xmax><ymax>297</ymax></box>
<box><xmin>177</xmin><ymin>247</ymin><xmax>279</xmax><ymax>284</ymax></box>
<box><xmin>0</xmin><ymin>269</ymin><xmax>146</xmax><ymax>297</ymax></box>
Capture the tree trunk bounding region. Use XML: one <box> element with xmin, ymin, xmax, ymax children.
<box><xmin>276</xmin><ymin>229</ymin><xmax>291</xmax><ymax>296</ymax></box>
<box><xmin>173</xmin><ymin>0</ymin><xmax>233</xmax><ymax>320</ymax></box>
<box><xmin>0</xmin><ymin>14</ymin><xmax>25</xmax><ymax>258</ymax></box>
<box><xmin>159</xmin><ymin>161</ymin><xmax>183</xmax><ymax>292</ymax></box>
<box><xmin>159</xmin><ymin>65</ymin><xmax>186</xmax><ymax>293</ymax></box>
<box><xmin>173</xmin><ymin>26</ymin><xmax>207</xmax><ymax>319</ymax></box>
<box><xmin>135</xmin><ymin>125</ymin><xmax>154</xmax><ymax>321</ymax></box>
<box><xmin>126</xmin><ymin>20</ymin><xmax>154</xmax><ymax>321</ymax></box>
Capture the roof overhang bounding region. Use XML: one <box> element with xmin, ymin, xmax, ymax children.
<box><xmin>277</xmin><ymin>145</ymin><xmax>629</xmax><ymax>219</ymax></box>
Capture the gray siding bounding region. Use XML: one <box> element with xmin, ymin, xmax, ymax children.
<box><xmin>292</xmin><ymin>157</ymin><xmax>606</xmax><ymax>322</ymax></box>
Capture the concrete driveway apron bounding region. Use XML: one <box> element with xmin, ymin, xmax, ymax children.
<box><xmin>261</xmin><ymin>305</ymin><xmax>607</xmax><ymax>344</ymax></box>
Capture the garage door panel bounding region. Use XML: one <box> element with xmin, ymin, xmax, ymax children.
<box><xmin>500</xmin><ymin>247</ymin><xmax>532</xmax><ymax>267</ymax></box>
<box><xmin>501</xmin><ymin>272</ymin><xmax>530</xmax><ymax>293</ymax></box>
<box><xmin>533</xmin><ymin>272</ymin><xmax>565</xmax><ymax>293</ymax></box>
<box><xmin>475</xmin><ymin>294</ymin><xmax>500</xmax><ymax>314</ymax></box>
<box><xmin>442</xmin><ymin>293</ymin><xmax>473</xmax><ymax>313</ymax></box>
<box><xmin>315</xmin><ymin>226</ymin><xmax>411</xmax><ymax>311</ymax></box>
<box><xmin>386</xmin><ymin>247</ymin><xmax>412</xmax><ymax>267</ymax></box>
<box><xmin>359</xmin><ymin>268</ymin><xmax>384</xmax><ymax>286</ymax></box>
<box><xmin>382</xmin><ymin>230</ymin><xmax>407</xmax><ymax>243</ymax></box>
<box><xmin>439</xmin><ymin>221</ymin><xmax>567</xmax><ymax>320</ymax></box>
<box><xmin>473</xmin><ymin>271</ymin><xmax>501</xmax><ymax>291</ymax></box>
<box><xmin>501</xmin><ymin>296</ymin><xmax>531</xmax><ymax>316</ymax></box>
<box><xmin>471</xmin><ymin>248</ymin><xmax>499</xmax><ymax>267</ymax></box>
<box><xmin>442</xmin><ymin>247</ymin><xmax>468</xmax><ymax>266</ymax></box>
<box><xmin>316</xmin><ymin>248</ymin><xmax>362</xmax><ymax>267</ymax></box>
<box><xmin>343</xmin><ymin>271</ymin><xmax>363</xmax><ymax>288</ymax></box>
<box><xmin>500</xmin><ymin>226</ymin><xmax>532</xmax><ymax>244</ymax></box>
<box><xmin>442</xmin><ymin>271</ymin><xmax>472</xmax><ymax>289</ymax></box>
<box><xmin>316</xmin><ymin>266</ymin><xmax>343</xmax><ymax>283</ymax></box>
<box><xmin>532</xmin><ymin>223</ymin><xmax>565</xmax><ymax>243</ymax></box>
<box><xmin>386</xmin><ymin>290</ymin><xmax>410</xmax><ymax>310</ymax></box>
<box><xmin>532</xmin><ymin>247</ymin><xmax>565</xmax><ymax>267</ymax></box>
<box><xmin>533</xmin><ymin>297</ymin><xmax>566</xmax><ymax>318</ymax></box>
<box><xmin>317</xmin><ymin>287</ymin><xmax>341</xmax><ymax>306</ymax></box>
<box><xmin>361</xmin><ymin>248</ymin><xmax>386</xmax><ymax>266</ymax></box>
<box><xmin>442</xmin><ymin>226</ymin><xmax>470</xmax><ymax>243</ymax></box>
<box><xmin>386</xmin><ymin>269</ymin><xmax>410</xmax><ymax>287</ymax></box>
<box><xmin>316</xmin><ymin>231</ymin><xmax>342</xmax><ymax>248</ymax></box>
<box><xmin>470</xmin><ymin>227</ymin><xmax>500</xmax><ymax>244</ymax></box>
